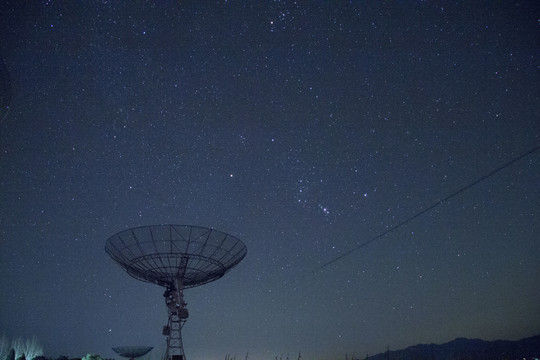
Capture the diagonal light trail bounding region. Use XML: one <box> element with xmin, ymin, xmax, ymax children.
<box><xmin>314</xmin><ymin>145</ymin><xmax>540</xmax><ymax>274</ymax></box>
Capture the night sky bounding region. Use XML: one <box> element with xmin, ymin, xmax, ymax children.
<box><xmin>1</xmin><ymin>1</ymin><xmax>539</xmax><ymax>360</ymax></box>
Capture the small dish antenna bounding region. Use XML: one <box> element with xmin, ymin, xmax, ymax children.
<box><xmin>112</xmin><ymin>346</ymin><xmax>153</xmax><ymax>360</ymax></box>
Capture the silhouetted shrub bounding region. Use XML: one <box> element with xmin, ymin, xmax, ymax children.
<box><xmin>81</xmin><ymin>354</ymin><xmax>103</xmax><ymax>360</ymax></box>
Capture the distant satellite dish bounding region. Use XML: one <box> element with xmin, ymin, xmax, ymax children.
<box><xmin>106</xmin><ymin>225</ymin><xmax>247</xmax><ymax>360</ymax></box>
<box><xmin>112</xmin><ymin>346</ymin><xmax>153</xmax><ymax>360</ymax></box>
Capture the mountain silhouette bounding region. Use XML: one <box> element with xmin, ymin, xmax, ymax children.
<box><xmin>362</xmin><ymin>334</ymin><xmax>540</xmax><ymax>360</ymax></box>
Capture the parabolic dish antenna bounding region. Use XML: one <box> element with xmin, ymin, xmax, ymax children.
<box><xmin>112</xmin><ymin>346</ymin><xmax>153</xmax><ymax>360</ymax></box>
<box><xmin>105</xmin><ymin>225</ymin><xmax>247</xmax><ymax>360</ymax></box>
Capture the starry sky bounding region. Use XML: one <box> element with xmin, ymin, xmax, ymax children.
<box><xmin>0</xmin><ymin>1</ymin><xmax>539</xmax><ymax>360</ymax></box>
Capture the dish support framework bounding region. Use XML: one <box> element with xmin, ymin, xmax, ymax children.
<box><xmin>163</xmin><ymin>278</ymin><xmax>189</xmax><ymax>360</ymax></box>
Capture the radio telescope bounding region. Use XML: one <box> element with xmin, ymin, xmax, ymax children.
<box><xmin>112</xmin><ymin>346</ymin><xmax>153</xmax><ymax>360</ymax></box>
<box><xmin>105</xmin><ymin>225</ymin><xmax>247</xmax><ymax>360</ymax></box>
